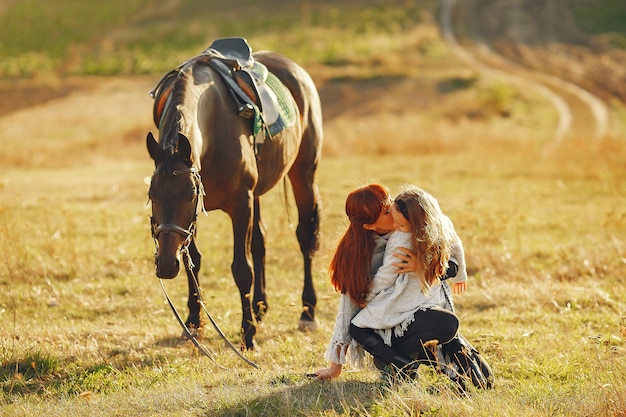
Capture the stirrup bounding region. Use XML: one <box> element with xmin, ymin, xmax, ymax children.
<box><xmin>238</xmin><ymin>103</ymin><xmax>255</xmax><ymax>119</ymax></box>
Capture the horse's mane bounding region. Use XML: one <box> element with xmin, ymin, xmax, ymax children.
<box><xmin>157</xmin><ymin>64</ymin><xmax>199</xmax><ymax>173</ymax></box>
<box><xmin>159</xmin><ymin>73</ymin><xmax>186</xmax><ymax>151</ymax></box>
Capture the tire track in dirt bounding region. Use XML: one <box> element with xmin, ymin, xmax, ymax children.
<box><xmin>440</xmin><ymin>0</ymin><xmax>609</xmax><ymax>141</ymax></box>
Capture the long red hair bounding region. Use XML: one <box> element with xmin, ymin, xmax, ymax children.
<box><xmin>328</xmin><ymin>184</ymin><xmax>390</xmax><ymax>306</ymax></box>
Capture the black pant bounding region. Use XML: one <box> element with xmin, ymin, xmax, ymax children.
<box><xmin>349</xmin><ymin>307</ymin><xmax>459</xmax><ymax>365</ymax></box>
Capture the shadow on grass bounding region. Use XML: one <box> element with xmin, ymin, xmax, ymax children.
<box><xmin>0</xmin><ymin>343</ymin><xmax>174</xmax><ymax>398</ymax></box>
<box><xmin>209</xmin><ymin>375</ymin><xmax>384</xmax><ymax>417</ymax></box>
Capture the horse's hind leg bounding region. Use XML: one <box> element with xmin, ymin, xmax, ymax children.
<box><xmin>251</xmin><ymin>198</ymin><xmax>268</xmax><ymax>323</ymax></box>
<box><xmin>183</xmin><ymin>239</ymin><xmax>203</xmax><ymax>336</ymax></box>
<box><xmin>288</xmin><ymin>167</ymin><xmax>321</xmax><ymax>331</ymax></box>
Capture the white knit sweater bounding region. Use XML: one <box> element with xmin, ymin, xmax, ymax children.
<box><xmin>323</xmin><ymin>230</ymin><xmax>467</xmax><ymax>364</ymax></box>
<box><xmin>351</xmin><ymin>231</ymin><xmax>439</xmax><ymax>345</ymax></box>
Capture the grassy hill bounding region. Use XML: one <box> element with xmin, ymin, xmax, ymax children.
<box><xmin>0</xmin><ymin>0</ymin><xmax>437</xmax><ymax>77</ymax></box>
<box><xmin>1</xmin><ymin>0</ymin><xmax>624</xmax><ymax>78</ymax></box>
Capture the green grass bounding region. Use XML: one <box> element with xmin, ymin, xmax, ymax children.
<box><xmin>0</xmin><ymin>0</ymin><xmax>150</xmax><ymax>57</ymax></box>
<box><xmin>571</xmin><ymin>0</ymin><xmax>626</xmax><ymax>34</ymax></box>
<box><xmin>1</xmin><ymin>139</ymin><xmax>625</xmax><ymax>416</ymax></box>
<box><xmin>0</xmin><ymin>0</ymin><xmax>436</xmax><ymax>77</ymax></box>
<box><xmin>571</xmin><ymin>0</ymin><xmax>626</xmax><ymax>47</ymax></box>
<box><xmin>1</xmin><ymin>1</ymin><xmax>626</xmax><ymax>415</ymax></box>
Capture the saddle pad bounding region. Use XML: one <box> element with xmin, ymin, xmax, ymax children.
<box><xmin>252</xmin><ymin>62</ymin><xmax>297</xmax><ymax>137</ymax></box>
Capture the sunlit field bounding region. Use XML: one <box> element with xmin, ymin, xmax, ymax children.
<box><xmin>1</xmin><ymin>1</ymin><xmax>626</xmax><ymax>416</ymax></box>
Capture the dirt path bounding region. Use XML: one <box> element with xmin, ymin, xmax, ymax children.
<box><xmin>440</xmin><ymin>0</ymin><xmax>611</xmax><ymax>141</ymax></box>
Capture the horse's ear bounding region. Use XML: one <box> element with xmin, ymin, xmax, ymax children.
<box><xmin>177</xmin><ymin>133</ymin><xmax>193</xmax><ymax>165</ymax></box>
<box><xmin>146</xmin><ymin>132</ymin><xmax>161</xmax><ymax>164</ymax></box>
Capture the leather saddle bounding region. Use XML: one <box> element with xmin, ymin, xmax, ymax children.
<box><xmin>203</xmin><ymin>37</ymin><xmax>263</xmax><ymax>119</ymax></box>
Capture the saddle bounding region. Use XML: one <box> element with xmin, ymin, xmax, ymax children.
<box><xmin>150</xmin><ymin>38</ymin><xmax>294</xmax><ymax>154</ymax></box>
<box><xmin>204</xmin><ymin>37</ymin><xmax>261</xmax><ymax>119</ymax></box>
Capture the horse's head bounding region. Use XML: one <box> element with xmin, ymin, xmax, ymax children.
<box><xmin>147</xmin><ymin>132</ymin><xmax>204</xmax><ymax>279</ymax></box>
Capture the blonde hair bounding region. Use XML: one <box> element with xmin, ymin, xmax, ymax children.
<box><xmin>393</xmin><ymin>186</ymin><xmax>457</xmax><ymax>294</ymax></box>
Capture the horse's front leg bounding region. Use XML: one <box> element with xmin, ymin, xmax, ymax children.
<box><xmin>229</xmin><ymin>193</ymin><xmax>257</xmax><ymax>350</ymax></box>
<box><xmin>183</xmin><ymin>239</ymin><xmax>203</xmax><ymax>336</ymax></box>
<box><xmin>251</xmin><ymin>198</ymin><xmax>268</xmax><ymax>323</ymax></box>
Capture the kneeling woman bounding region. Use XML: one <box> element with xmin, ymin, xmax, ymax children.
<box><xmin>315</xmin><ymin>184</ymin><xmax>459</xmax><ymax>380</ymax></box>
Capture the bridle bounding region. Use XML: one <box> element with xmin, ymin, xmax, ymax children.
<box><xmin>148</xmin><ymin>166</ymin><xmax>259</xmax><ymax>369</ymax></box>
<box><xmin>149</xmin><ymin>167</ymin><xmax>206</xmax><ymax>261</ymax></box>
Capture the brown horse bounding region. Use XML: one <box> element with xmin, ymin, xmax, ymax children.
<box><xmin>146</xmin><ymin>43</ymin><xmax>323</xmax><ymax>350</ymax></box>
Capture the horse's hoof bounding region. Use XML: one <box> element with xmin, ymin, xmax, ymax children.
<box><xmin>240</xmin><ymin>339</ymin><xmax>259</xmax><ymax>352</ymax></box>
<box><xmin>181</xmin><ymin>326</ymin><xmax>202</xmax><ymax>340</ymax></box>
<box><xmin>298</xmin><ymin>319</ymin><xmax>318</xmax><ymax>332</ymax></box>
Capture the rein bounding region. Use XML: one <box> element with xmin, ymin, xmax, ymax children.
<box><xmin>158</xmin><ymin>279</ymin><xmax>225</xmax><ymax>369</ymax></box>
<box><xmin>159</xmin><ymin>277</ymin><xmax>259</xmax><ymax>369</ymax></box>
<box><xmin>151</xmin><ymin>167</ymin><xmax>259</xmax><ymax>369</ymax></box>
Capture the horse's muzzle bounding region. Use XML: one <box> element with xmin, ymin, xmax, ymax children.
<box><xmin>155</xmin><ymin>255</ymin><xmax>180</xmax><ymax>279</ymax></box>
<box><xmin>152</xmin><ymin>224</ymin><xmax>190</xmax><ymax>279</ymax></box>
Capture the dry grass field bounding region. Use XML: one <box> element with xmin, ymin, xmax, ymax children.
<box><xmin>1</xmin><ymin>1</ymin><xmax>626</xmax><ymax>416</ymax></box>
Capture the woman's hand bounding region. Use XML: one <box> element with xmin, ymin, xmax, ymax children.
<box><xmin>392</xmin><ymin>247</ymin><xmax>419</xmax><ymax>273</ymax></box>
<box><xmin>314</xmin><ymin>363</ymin><xmax>342</xmax><ymax>381</ymax></box>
